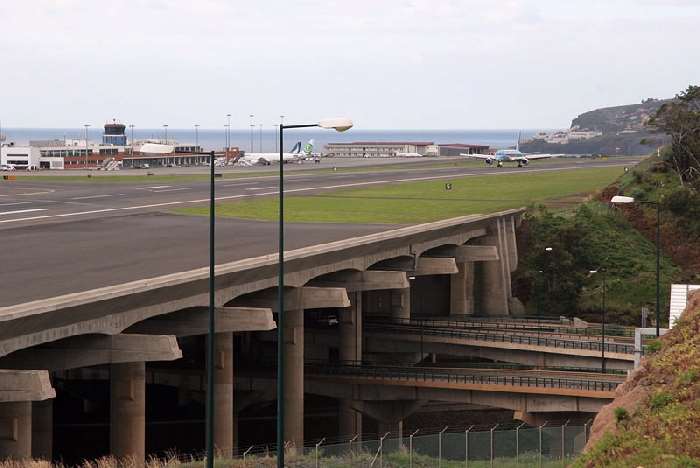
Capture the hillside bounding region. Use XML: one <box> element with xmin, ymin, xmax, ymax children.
<box><xmin>574</xmin><ymin>291</ymin><xmax>700</xmax><ymax>467</ymax></box>
<box><xmin>572</xmin><ymin>99</ymin><xmax>670</xmax><ymax>134</ymax></box>
<box><xmin>520</xmin><ymin>98</ymin><xmax>671</xmax><ymax>155</ymax></box>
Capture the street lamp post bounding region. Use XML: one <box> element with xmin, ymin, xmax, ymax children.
<box><xmin>259</xmin><ymin>123</ymin><xmax>263</xmax><ymax>152</ymax></box>
<box><xmin>83</xmin><ymin>124</ymin><xmax>90</xmax><ymax>168</ymax></box>
<box><xmin>163</xmin><ymin>124</ymin><xmax>168</xmax><ymax>144</ymax></box>
<box><xmin>611</xmin><ymin>195</ymin><xmax>662</xmax><ymax>336</ymax></box>
<box><xmin>276</xmin><ymin>118</ymin><xmax>353</xmax><ymax>468</ymax></box>
<box><xmin>589</xmin><ymin>269</ymin><xmax>607</xmax><ymax>373</ymax></box>
<box><xmin>205</xmin><ymin>150</ymin><xmax>216</xmax><ymax>468</ymax></box>
<box><xmin>129</xmin><ymin>124</ymin><xmax>135</xmax><ymax>154</ymax></box>
<box><xmin>249</xmin><ymin>114</ymin><xmax>255</xmax><ymax>153</ymax></box>
<box><xmin>226</xmin><ymin>114</ymin><xmax>231</xmax><ymax>153</ymax></box>
<box><xmin>194</xmin><ymin>124</ymin><xmax>200</xmax><ymax>153</ymax></box>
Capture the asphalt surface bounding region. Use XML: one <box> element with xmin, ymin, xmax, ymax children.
<box><xmin>0</xmin><ymin>156</ymin><xmax>642</xmax><ymax>307</ymax></box>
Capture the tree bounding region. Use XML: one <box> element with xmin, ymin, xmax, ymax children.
<box><xmin>648</xmin><ymin>85</ymin><xmax>700</xmax><ymax>185</ymax></box>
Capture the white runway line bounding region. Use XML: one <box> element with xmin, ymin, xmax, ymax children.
<box><xmin>122</xmin><ymin>202</ymin><xmax>183</xmax><ymax>210</ymax></box>
<box><xmin>70</xmin><ymin>194</ymin><xmax>113</xmax><ymax>200</ymax></box>
<box><xmin>0</xmin><ymin>215</ymin><xmax>51</xmax><ymax>224</ymax></box>
<box><xmin>58</xmin><ymin>209</ymin><xmax>117</xmax><ymax>217</ymax></box>
<box><xmin>244</xmin><ymin>187</ymin><xmax>276</xmax><ymax>190</ymax></box>
<box><xmin>0</xmin><ymin>208</ymin><xmax>47</xmax><ymax>216</ymax></box>
<box><xmin>16</xmin><ymin>191</ymin><xmax>54</xmax><ymax>196</ymax></box>
<box><xmin>153</xmin><ymin>187</ymin><xmax>191</xmax><ymax>193</ymax></box>
<box><xmin>0</xmin><ymin>201</ymin><xmax>31</xmax><ymax>207</ymax></box>
<box><xmin>215</xmin><ymin>195</ymin><xmax>247</xmax><ymax>201</ymax></box>
<box><xmin>147</xmin><ymin>186</ymin><xmax>172</xmax><ymax>189</ymax></box>
<box><xmin>320</xmin><ymin>180</ymin><xmax>390</xmax><ymax>189</ymax></box>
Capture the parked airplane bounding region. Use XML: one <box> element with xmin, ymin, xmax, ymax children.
<box><xmin>460</xmin><ymin>134</ymin><xmax>560</xmax><ymax>168</ymax></box>
<box><xmin>238</xmin><ymin>140</ymin><xmax>314</xmax><ymax>166</ymax></box>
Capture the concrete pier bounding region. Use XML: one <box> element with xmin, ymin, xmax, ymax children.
<box><xmin>391</xmin><ymin>288</ymin><xmax>411</xmax><ymax>320</ymax></box>
<box><xmin>338</xmin><ymin>292</ymin><xmax>363</xmax><ymax>437</ymax></box>
<box><xmin>213</xmin><ymin>332</ymin><xmax>235</xmax><ymax>456</ymax></box>
<box><xmin>283</xmin><ymin>307</ymin><xmax>305</xmax><ymax>450</ymax></box>
<box><xmin>0</xmin><ymin>401</ymin><xmax>32</xmax><ymax>460</ymax></box>
<box><xmin>32</xmin><ymin>399</ymin><xmax>53</xmax><ymax>460</ymax></box>
<box><xmin>110</xmin><ymin>362</ymin><xmax>146</xmax><ymax>463</ymax></box>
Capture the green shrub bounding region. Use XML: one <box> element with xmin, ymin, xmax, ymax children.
<box><xmin>646</xmin><ymin>339</ymin><xmax>662</xmax><ymax>354</ymax></box>
<box><xmin>677</xmin><ymin>369</ymin><xmax>699</xmax><ymax>386</ymax></box>
<box><xmin>614</xmin><ymin>406</ymin><xmax>629</xmax><ymax>424</ymax></box>
<box><xmin>649</xmin><ymin>391</ymin><xmax>673</xmax><ymax>411</ymax></box>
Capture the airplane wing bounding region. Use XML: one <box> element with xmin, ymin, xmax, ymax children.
<box><xmin>459</xmin><ymin>153</ymin><xmax>494</xmax><ymax>160</ymax></box>
<box><xmin>523</xmin><ymin>153</ymin><xmax>559</xmax><ymax>160</ymax></box>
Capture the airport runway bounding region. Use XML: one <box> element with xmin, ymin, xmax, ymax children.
<box><xmin>0</xmin><ymin>156</ymin><xmax>642</xmax><ymax>306</ymax></box>
<box><xmin>0</xmin><ymin>156</ymin><xmax>641</xmax><ymax>229</ymax></box>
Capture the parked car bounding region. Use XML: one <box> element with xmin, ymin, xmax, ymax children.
<box><xmin>0</xmin><ymin>164</ymin><xmax>16</xmax><ymax>171</ymax></box>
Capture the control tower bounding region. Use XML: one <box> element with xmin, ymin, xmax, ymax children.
<box><xmin>103</xmin><ymin>119</ymin><xmax>127</xmax><ymax>146</ymax></box>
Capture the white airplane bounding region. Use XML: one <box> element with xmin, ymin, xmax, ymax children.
<box><xmin>237</xmin><ymin>140</ymin><xmax>314</xmax><ymax>166</ymax></box>
<box><xmin>460</xmin><ymin>135</ymin><xmax>560</xmax><ymax>168</ymax></box>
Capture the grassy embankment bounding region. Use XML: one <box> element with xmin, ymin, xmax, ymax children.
<box><xmin>173</xmin><ymin>166</ymin><xmax>625</xmax><ymax>224</ymax></box>
<box><xmin>574</xmin><ymin>292</ymin><xmax>700</xmax><ymax>467</ymax></box>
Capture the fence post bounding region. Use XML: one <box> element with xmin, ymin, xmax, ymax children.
<box><xmin>539</xmin><ymin>421</ymin><xmax>547</xmax><ymax>468</ymax></box>
<box><xmin>380</xmin><ymin>431</ymin><xmax>390</xmax><ymax>468</ymax></box>
<box><xmin>315</xmin><ymin>437</ymin><xmax>326</xmax><ymax>468</ymax></box>
<box><xmin>409</xmin><ymin>429</ymin><xmax>419</xmax><ymax>468</ymax></box>
<box><xmin>516</xmin><ymin>422</ymin><xmax>526</xmax><ymax>465</ymax></box>
<box><xmin>439</xmin><ymin>425</ymin><xmax>448</xmax><ymax>468</ymax></box>
<box><xmin>490</xmin><ymin>423</ymin><xmax>498</xmax><ymax>468</ymax></box>
<box><xmin>561</xmin><ymin>419</ymin><xmax>570</xmax><ymax>465</ymax></box>
<box><xmin>465</xmin><ymin>425</ymin><xmax>473</xmax><ymax>468</ymax></box>
<box><xmin>243</xmin><ymin>445</ymin><xmax>254</xmax><ymax>461</ymax></box>
<box><xmin>349</xmin><ymin>433</ymin><xmax>358</xmax><ymax>454</ymax></box>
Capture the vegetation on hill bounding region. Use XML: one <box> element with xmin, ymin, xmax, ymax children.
<box><xmin>513</xmin><ymin>200</ymin><xmax>679</xmax><ymax>326</ymax></box>
<box><xmin>573</xmin><ymin>291</ymin><xmax>700</xmax><ymax>467</ymax></box>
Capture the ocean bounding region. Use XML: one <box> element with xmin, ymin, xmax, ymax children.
<box><xmin>1</xmin><ymin>128</ymin><xmax>540</xmax><ymax>152</ymax></box>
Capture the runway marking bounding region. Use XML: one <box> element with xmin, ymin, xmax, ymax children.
<box><xmin>153</xmin><ymin>187</ymin><xmax>191</xmax><ymax>193</ymax></box>
<box><xmin>70</xmin><ymin>194</ymin><xmax>112</xmax><ymax>200</ymax></box>
<box><xmin>244</xmin><ymin>187</ymin><xmax>276</xmax><ymax>190</ymax></box>
<box><xmin>0</xmin><ymin>201</ymin><xmax>31</xmax><ymax>207</ymax></box>
<box><xmin>285</xmin><ymin>187</ymin><xmax>318</xmax><ymax>193</ymax></box>
<box><xmin>256</xmin><ymin>191</ymin><xmax>280</xmax><ymax>196</ymax></box>
<box><xmin>17</xmin><ymin>190</ymin><xmax>55</xmax><ymax>196</ymax></box>
<box><xmin>0</xmin><ymin>208</ymin><xmax>47</xmax><ymax>216</ymax></box>
<box><xmin>57</xmin><ymin>209</ymin><xmax>117</xmax><ymax>217</ymax></box>
<box><xmin>0</xmin><ymin>215</ymin><xmax>51</xmax><ymax>224</ymax></box>
<box><xmin>147</xmin><ymin>186</ymin><xmax>172</xmax><ymax>189</ymax></box>
<box><xmin>122</xmin><ymin>202</ymin><xmax>183</xmax><ymax>210</ymax></box>
<box><xmin>320</xmin><ymin>180</ymin><xmax>390</xmax><ymax>189</ymax></box>
<box><xmin>215</xmin><ymin>195</ymin><xmax>247</xmax><ymax>201</ymax></box>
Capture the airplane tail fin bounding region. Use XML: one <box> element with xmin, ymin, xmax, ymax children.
<box><xmin>289</xmin><ymin>141</ymin><xmax>302</xmax><ymax>153</ymax></box>
<box><xmin>303</xmin><ymin>139</ymin><xmax>315</xmax><ymax>156</ymax></box>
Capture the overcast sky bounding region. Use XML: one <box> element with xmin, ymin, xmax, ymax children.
<box><xmin>1</xmin><ymin>0</ymin><xmax>698</xmax><ymax>129</ymax></box>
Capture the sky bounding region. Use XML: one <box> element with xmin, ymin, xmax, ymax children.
<box><xmin>0</xmin><ymin>0</ymin><xmax>698</xmax><ymax>130</ymax></box>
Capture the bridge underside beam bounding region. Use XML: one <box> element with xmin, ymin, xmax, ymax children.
<box><xmin>232</xmin><ymin>287</ymin><xmax>350</xmax><ymax>311</ymax></box>
<box><xmin>126</xmin><ymin>306</ymin><xmax>275</xmax><ymax>336</ymax></box>
<box><xmin>308</xmin><ymin>270</ymin><xmax>409</xmax><ymax>292</ymax></box>
<box><xmin>0</xmin><ymin>334</ymin><xmax>182</xmax><ymax>371</ymax></box>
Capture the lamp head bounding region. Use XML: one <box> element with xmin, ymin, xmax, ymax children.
<box><xmin>318</xmin><ymin>118</ymin><xmax>353</xmax><ymax>132</ymax></box>
<box><xmin>611</xmin><ymin>195</ymin><xmax>635</xmax><ymax>204</ymax></box>
<box><xmin>545</xmin><ymin>247</ymin><xmax>553</xmax><ymax>252</ymax></box>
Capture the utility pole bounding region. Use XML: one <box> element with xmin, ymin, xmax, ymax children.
<box><xmin>249</xmin><ymin>114</ymin><xmax>254</xmax><ymax>153</ymax></box>
<box><xmin>84</xmin><ymin>124</ymin><xmax>90</xmax><ymax>168</ymax></box>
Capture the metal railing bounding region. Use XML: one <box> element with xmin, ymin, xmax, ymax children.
<box><xmin>306</xmin><ymin>361</ymin><xmax>621</xmax><ymax>393</ymax></box>
<box><xmin>366</xmin><ymin>318</ymin><xmax>635</xmax><ymax>354</ymax></box>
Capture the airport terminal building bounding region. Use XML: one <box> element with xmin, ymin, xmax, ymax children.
<box><xmin>325</xmin><ymin>141</ymin><xmax>491</xmax><ymax>158</ymax></box>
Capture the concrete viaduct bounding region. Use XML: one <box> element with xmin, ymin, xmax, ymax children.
<box><xmin>0</xmin><ymin>208</ymin><xmax>616</xmax><ymax>462</ymax></box>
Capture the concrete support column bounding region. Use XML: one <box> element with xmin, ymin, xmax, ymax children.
<box><xmin>377</xmin><ymin>419</ymin><xmax>403</xmax><ymax>446</ymax></box>
<box><xmin>213</xmin><ymin>332</ymin><xmax>235</xmax><ymax>457</ymax></box>
<box><xmin>283</xmin><ymin>307</ymin><xmax>304</xmax><ymax>451</ymax></box>
<box><xmin>0</xmin><ymin>401</ymin><xmax>31</xmax><ymax>460</ymax></box>
<box><xmin>391</xmin><ymin>288</ymin><xmax>411</xmax><ymax>320</ymax></box>
<box><xmin>110</xmin><ymin>362</ymin><xmax>145</xmax><ymax>464</ymax></box>
<box><xmin>339</xmin><ymin>292</ymin><xmax>363</xmax><ymax>437</ymax></box>
<box><xmin>476</xmin><ymin>220</ymin><xmax>510</xmax><ymax>315</ymax></box>
<box><xmin>450</xmin><ymin>261</ymin><xmax>475</xmax><ymax>316</ymax></box>
<box><xmin>32</xmin><ymin>399</ymin><xmax>53</xmax><ymax>461</ymax></box>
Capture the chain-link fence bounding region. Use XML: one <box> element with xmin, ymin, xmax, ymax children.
<box><xmin>218</xmin><ymin>422</ymin><xmax>591</xmax><ymax>467</ymax></box>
